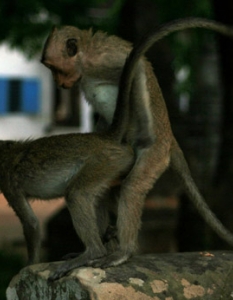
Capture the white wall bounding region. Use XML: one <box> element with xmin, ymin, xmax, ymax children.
<box><xmin>0</xmin><ymin>44</ymin><xmax>53</xmax><ymax>139</ymax></box>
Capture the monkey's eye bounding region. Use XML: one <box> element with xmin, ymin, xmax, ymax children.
<box><xmin>66</xmin><ymin>38</ymin><xmax>78</xmax><ymax>57</ymax></box>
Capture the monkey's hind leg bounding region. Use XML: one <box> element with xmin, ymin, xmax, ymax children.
<box><xmin>90</xmin><ymin>144</ymin><xmax>170</xmax><ymax>268</ymax></box>
<box><xmin>49</xmin><ymin>175</ymin><xmax>107</xmax><ymax>281</ymax></box>
<box><xmin>49</xmin><ymin>150</ymin><xmax>132</xmax><ymax>281</ymax></box>
<box><xmin>61</xmin><ymin>198</ymin><xmax>112</xmax><ymax>261</ymax></box>
<box><xmin>98</xmin><ymin>188</ymin><xmax>119</xmax><ymax>254</ymax></box>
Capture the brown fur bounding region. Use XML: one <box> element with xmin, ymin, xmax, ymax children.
<box><xmin>0</xmin><ymin>136</ymin><xmax>134</xmax><ymax>265</ymax></box>
<box><xmin>0</xmin><ymin>23</ymin><xmax>148</xmax><ymax>278</ymax></box>
<box><xmin>43</xmin><ymin>18</ymin><xmax>233</xmax><ymax>278</ymax></box>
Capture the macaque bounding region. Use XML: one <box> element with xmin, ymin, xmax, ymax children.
<box><xmin>1</xmin><ymin>16</ymin><xmax>165</xmax><ymax>279</ymax></box>
<box><xmin>41</xmin><ymin>17</ymin><xmax>233</xmax><ymax>280</ymax></box>
<box><xmin>0</xmin><ymin>31</ymin><xmax>154</xmax><ymax>272</ymax></box>
<box><xmin>0</xmin><ymin>134</ymin><xmax>134</xmax><ymax>262</ymax></box>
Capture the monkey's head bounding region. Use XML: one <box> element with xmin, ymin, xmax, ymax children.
<box><xmin>41</xmin><ymin>26</ymin><xmax>83</xmax><ymax>89</ymax></box>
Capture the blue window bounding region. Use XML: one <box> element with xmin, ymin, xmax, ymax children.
<box><xmin>0</xmin><ymin>78</ymin><xmax>40</xmax><ymax>114</ymax></box>
<box><xmin>0</xmin><ymin>79</ymin><xmax>9</xmax><ymax>112</ymax></box>
<box><xmin>22</xmin><ymin>79</ymin><xmax>40</xmax><ymax>113</ymax></box>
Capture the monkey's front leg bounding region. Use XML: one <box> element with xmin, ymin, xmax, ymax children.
<box><xmin>49</xmin><ymin>148</ymin><xmax>133</xmax><ymax>280</ymax></box>
<box><xmin>6</xmin><ymin>192</ymin><xmax>41</xmax><ymax>264</ymax></box>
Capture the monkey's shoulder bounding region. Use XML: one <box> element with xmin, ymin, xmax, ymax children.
<box><xmin>90</xmin><ymin>30</ymin><xmax>131</xmax><ymax>52</ymax></box>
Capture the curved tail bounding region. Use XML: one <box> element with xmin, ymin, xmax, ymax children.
<box><xmin>110</xmin><ymin>17</ymin><xmax>233</xmax><ymax>146</ymax></box>
<box><xmin>170</xmin><ymin>140</ymin><xmax>233</xmax><ymax>246</ymax></box>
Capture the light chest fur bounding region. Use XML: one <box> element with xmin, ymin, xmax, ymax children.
<box><xmin>80</xmin><ymin>77</ymin><xmax>118</xmax><ymax>124</ymax></box>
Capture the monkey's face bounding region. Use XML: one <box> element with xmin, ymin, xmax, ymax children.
<box><xmin>43</xmin><ymin>57</ymin><xmax>80</xmax><ymax>89</ymax></box>
<box><xmin>41</xmin><ymin>38</ymin><xmax>81</xmax><ymax>89</ymax></box>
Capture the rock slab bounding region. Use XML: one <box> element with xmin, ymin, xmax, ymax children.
<box><xmin>6</xmin><ymin>251</ymin><xmax>233</xmax><ymax>300</ymax></box>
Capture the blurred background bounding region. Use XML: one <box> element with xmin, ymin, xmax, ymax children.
<box><xmin>0</xmin><ymin>0</ymin><xmax>233</xmax><ymax>297</ymax></box>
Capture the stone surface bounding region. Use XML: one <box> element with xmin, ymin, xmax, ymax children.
<box><xmin>6</xmin><ymin>251</ymin><xmax>233</xmax><ymax>300</ymax></box>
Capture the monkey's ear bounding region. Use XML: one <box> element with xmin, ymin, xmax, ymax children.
<box><xmin>66</xmin><ymin>39</ymin><xmax>78</xmax><ymax>57</ymax></box>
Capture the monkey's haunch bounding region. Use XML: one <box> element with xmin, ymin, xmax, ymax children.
<box><xmin>0</xmin><ymin>134</ymin><xmax>134</xmax><ymax>266</ymax></box>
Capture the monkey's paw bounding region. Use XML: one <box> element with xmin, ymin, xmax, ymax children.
<box><xmin>48</xmin><ymin>258</ymin><xmax>86</xmax><ymax>281</ymax></box>
<box><xmin>89</xmin><ymin>250</ymin><xmax>131</xmax><ymax>268</ymax></box>
<box><xmin>48</xmin><ymin>250</ymin><xmax>107</xmax><ymax>281</ymax></box>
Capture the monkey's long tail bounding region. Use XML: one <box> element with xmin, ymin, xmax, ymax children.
<box><xmin>170</xmin><ymin>140</ymin><xmax>233</xmax><ymax>247</ymax></box>
<box><xmin>111</xmin><ymin>17</ymin><xmax>233</xmax><ymax>145</ymax></box>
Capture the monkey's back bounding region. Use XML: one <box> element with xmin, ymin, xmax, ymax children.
<box><xmin>0</xmin><ymin>133</ymin><xmax>134</xmax><ymax>200</ymax></box>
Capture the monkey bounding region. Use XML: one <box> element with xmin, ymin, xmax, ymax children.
<box><xmin>0</xmin><ymin>18</ymin><xmax>160</xmax><ymax>279</ymax></box>
<box><xmin>41</xmin><ymin>17</ymin><xmax>233</xmax><ymax>279</ymax></box>
<box><xmin>0</xmin><ymin>135</ymin><xmax>134</xmax><ymax>264</ymax></box>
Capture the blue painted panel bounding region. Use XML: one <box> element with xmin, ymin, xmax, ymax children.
<box><xmin>0</xmin><ymin>79</ymin><xmax>9</xmax><ymax>113</ymax></box>
<box><xmin>21</xmin><ymin>79</ymin><xmax>40</xmax><ymax>113</ymax></box>
<box><xmin>9</xmin><ymin>79</ymin><xmax>21</xmax><ymax>112</ymax></box>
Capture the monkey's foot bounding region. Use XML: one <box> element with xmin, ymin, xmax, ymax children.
<box><xmin>48</xmin><ymin>259</ymin><xmax>82</xmax><ymax>281</ymax></box>
<box><xmin>48</xmin><ymin>250</ymin><xmax>107</xmax><ymax>281</ymax></box>
<box><xmin>89</xmin><ymin>250</ymin><xmax>131</xmax><ymax>268</ymax></box>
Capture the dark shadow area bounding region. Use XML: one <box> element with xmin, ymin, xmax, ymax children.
<box><xmin>0</xmin><ymin>251</ymin><xmax>24</xmax><ymax>300</ymax></box>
